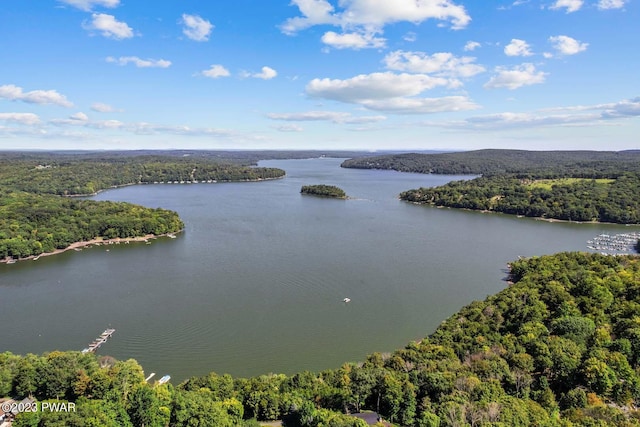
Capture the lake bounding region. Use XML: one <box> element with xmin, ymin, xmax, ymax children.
<box><xmin>1</xmin><ymin>158</ymin><xmax>636</xmax><ymax>381</ymax></box>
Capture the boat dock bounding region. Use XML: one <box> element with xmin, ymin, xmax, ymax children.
<box><xmin>81</xmin><ymin>329</ymin><xmax>115</xmax><ymax>353</ymax></box>
<box><xmin>587</xmin><ymin>232</ymin><xmax>640</xmax><ymax>254</ymax></box>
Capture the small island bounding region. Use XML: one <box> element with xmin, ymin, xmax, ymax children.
<box><xmin>300</xmin><ymin>184</ymin><xmax>347</xmax><ymax>199</ymax></box>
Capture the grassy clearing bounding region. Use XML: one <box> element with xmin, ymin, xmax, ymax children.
<box><xmin>523</xmin><ymin>178</ymin><xmax>615</xmax><ymax>190</ymax></box>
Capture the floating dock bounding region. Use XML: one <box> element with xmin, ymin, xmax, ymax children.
<box><xmin>82</xmin><ymin>328</ymin><xmax>115</xmax><ymax>353</ymax></box>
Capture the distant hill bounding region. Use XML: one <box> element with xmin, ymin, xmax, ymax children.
<box><xmin>341</xmin><ymin>149</ymin><xmax>640</xmax><ymax>178</ymax></box>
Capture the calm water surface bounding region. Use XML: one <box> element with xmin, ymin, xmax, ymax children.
<box><xmin>1</xmin><ymin>158</ymin><xmax>636</xmax><ymax>381</ymax></box>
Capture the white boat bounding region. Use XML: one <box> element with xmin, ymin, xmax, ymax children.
<box><xmin>343</xmin><ymin>298</ymin><xmax>351</xmax><ymax>303</ymax></box>
<box><xmin>158</xmin><ymin>375</ymin><xmax>171</xmax><ymax>385</ymax></box>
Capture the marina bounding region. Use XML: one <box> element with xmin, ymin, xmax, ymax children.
<box><xmin>587</xmin><ymin>232</ymin><xmax>640</xmax><ymax>254</ymax></box>
<box><xmin>81</xmin><ymin>329</ymin><xmax>116</xmax><ymax>353</ymax></box>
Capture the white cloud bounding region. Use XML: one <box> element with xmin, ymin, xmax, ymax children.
<box><xmin>431</xmin><ymin>97</ymin><xmax>640</xmax><ymax>131</ymax></box>
<box><xmin>281</xmin><ymin>0</ymin><xmax>471</xmax><ymax>34</ymax></box>
<box><xmin>306</xmin><ymin>72</ymin><xmax>451</xmax><ymax>103</ymax></box>
<box><xmin>403</xmin><ymin>32</ymin><xmax>417</xmax><ymax>42</ymax></box>
<box><xmin>597</xmin><ymin>0</ymin><xmax>627</xmax><ymax>9</ymax></box>
<box><xmin>600</xmin><ymin>97</ymin><xmax>640</xmax><ymax>118</ymax></box>
<box><xmin>83</xmin><ymin>13</ymin><xmax>134</xmax><ymax>39</ymax></box>
<box><xmin>0</xmin><ymin>84</ymin><xmax>73</xmax><ymax>107</ymax></box>
<box><xmin>549</xmin><ymin>0</ymin><xmax>583</xmax><ymax>13</ymax></box>
<box><xmin>464</xmin><ymin>41</ymin><xmax>481</xmax><ymax>51</ymax></box>
<box><xmin>305</xmin><ymin>72</ymin><xmax>479</xmax><ymax>114</ymax></box>
<box><xmin>275</xmin><ymin>124</ymin><xmax>304</xmax><ymax>132</ymax></box>
<box><xmin>321</xmin><ymin>31</ymin><xmax>386</xmax><ymax>49</ymax></box>
<box><xmin>58</xmin><ymin>0</ymin><xmax>119</xmax><ymax>11</ymax></box>
<box><xmin>504</xmin><ymin>39</ymin><xmax>533</xmax><ymax>57</ymax></box>
<box><xmin>0</xmin><ymin>113</ymin><xmax>41</xmax><ymax>125</ymax></box>
<box><xmin>484</xmin><ymin>63</ymin><xmax>547</xmax><ymax>90</ymax></box>
<box><xmin>359</xmin><ymin>96</ymin><xmax>479</xmax><ymax>114</ymax></box>
<box><xmin>243</xmin><ymin>66</ymin><xmax>278</xmax><ymax>80</ymax></box>
<box><xmin>91</xmin><ymin>102</ymin><xmax>116</xmax><ymax>112</ymax></box>
<box><xmin>70</xmin><ymin>112</ymin><xmax>89</xmax><ymax>121</ymax></box>
<box><xmin>267</xmin><ymin>111</ymin><xmax>386</xmax><ymax>124</ymax></box>
<box><xmin>548</xmin><ymin>35</ymin><xmax>588</xmax><ymax>55</ymax></box>
<box><xmin>181</xmin><ymin>14</ymin><xmax>213</xmax><ymax>42</ymax></box>
<box><xmin>383</xmin><ymin>50</ymin><xmax>485</xmax><ymax>78</ymax></box>
<box><xmin>201</xmin><ymin>65</ymin><xmax>231</xmax><ymax>79</ymax></box>
<box><xmin>106</xmin><ymin>56</ymin><xmax>172</xmax><ymax>68</ymax></box>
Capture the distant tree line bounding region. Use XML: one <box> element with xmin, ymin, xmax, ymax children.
<box><xmin>3</xmin><ymin>252</ymin><xmax>640</xmax><ymax>425</ymax></box>
<box><xmin>0</xmin><ymin>156</ymin><xmax>285</xmax><ymax>196</ymax></box>
<box><xmin>300</xmin><ymin>184</ymin><xmax>347</xmax><ymax>199</ymax></box>
<box><xmin>342</xmin><ymin>149</ymin><xmax>640</xmax><ymax>178</ymax></box>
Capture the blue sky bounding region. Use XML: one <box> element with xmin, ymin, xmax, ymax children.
<box><xmin>1</xmin><ymin>0</ymin><xmax>638</xmax><ymax>151</ymax></box>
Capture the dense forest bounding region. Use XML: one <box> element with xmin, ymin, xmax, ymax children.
<box><xmin>300</xmin><ymin>185</ymin><xmax>347</xmax><ymax>199</ymax></box>
<box><xmin>0</xmin><ymin>152</ymin><xmax>286</xmax><ymax>261</ymax></box>
<box><xmin>400</xmin><ymin>174</ymin><xmax>640</xmax><ymax>224</ymax></box>
<box><xmin>0</xmin><ymin>155</ymin><xmax>285</xmax><ymax>196</ymax></box>
<box><xmin>3</xmin><ymin>252</ymin><xmax>640</xmax><ymax>426</ymax></box>
<box><xmin>341</xmin><ymin>150</ymin><xmax>640</xmax><ymax>178</ymax></box>
<box><xmin>0</xmin><ymin>191</ymin><xmax>184</xmax><ymax>259</ymax></box>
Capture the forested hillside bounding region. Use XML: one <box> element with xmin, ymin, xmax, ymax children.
<box><xmin>341</xmin><ymin>149</ymin><xmax>640</xmax><ymax>177</ymax></box>
<box><xmin>400</xmin><ymin>174</ymin><xmax>640</xmax><ymax>223</ymax></box>
<box><xmin>3</xmin><ymin>252</ymin><xmax>640</xmax><ymax>426</ymax></box>
<box><xmin>0</xmin><ymin>155</ymin><xmax>285</xmax><ymax>196</ymax></box>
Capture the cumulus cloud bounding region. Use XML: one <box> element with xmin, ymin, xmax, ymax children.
<box><xmin>0</xmin><ymin>84</ymin><xmax>73</xmax><ymax>107</ymax></box>
<box><xmin>106</xmin><ymin>56</ymin><xmax>172</xmax><ymax>68</ymax></box>
<box><xmin>464</xmin><ymin>41</ymin><xmax>481</xmax><ymax>51</ymax></box>
<box><xmin>83</xmin><ymin>13</ymin><xmax>134</xmax><ymax>39</ymax></box>
<box><xmin>306</xmin><ymin>72</ymin><xmax>451</xmax><ymax>103</ymax></box>
<box><xmin>484</xmin><ymin>63</ymin><xmax>547</xmax><ymax>90</ymax></box>
<box><xmin>58</xmin><ymin>0</ymin><xmax>119</xmax><ymax>11</ymax></box>
<box><xmin>504</xmin><ymin>39</ymin><xmax>533</xmax><ymax>57</ymax></box>
<box><xmin>281</xmin><ymin>0</ymin><xmax>471</xmax><ymax>35</ymax></box>
<box><xmin>321</xmin><ymin>31</ymin><xmax>386</xmax><ymax>49</ymax></box>
<box><xmin>243</xmin><ymin>66</ymin><xmax>278</xmax><ymax>80</ymax></box>
<box><xmin>267</xmin><ymin>111</ymin><xmax>386</xmax><ymax>124</ymax></box>
<box><xmin>383</xmin><ymin>50</ymin><xmax>485</xmax><ymax>78</ymax></box>
<box><xmin>598</xmin><ymin>0</ymin><xmax>627</xmax><ymax>9</ymax></box>
<box><xmin>181</xmin><ymin>14</ymin><xmax>213</xmax><ymax>41</ymax></box>
<box><xmin>0</xmin><ymin>113</ymin><xmax>41</xmax><ymax>125</ymax></box>
<box><xmin>305</xmin><ymin>72</ymin><xmax>479</xmax><ymax>114</ymax></box>
<box><xmin>549</xmin><ymin>0</ymin><xmax>583</xmax><ymax>13</ymax></box>
<box><xmin>91</xmin><ymin>102</ymin><xmax>117</xmax><ymax>112</ymax></box>
<box><xmin>200</xmin><ymin>64</ymin><xmax>230</xmax><ymax>79</ymax></box>
<box><xmin>548</xmin><ymin>35</ymin><xmax>588</xmax><ymax>55</ymax></box>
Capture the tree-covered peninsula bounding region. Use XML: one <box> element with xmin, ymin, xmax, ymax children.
<box><xmin>341</xmin><ymin>149</ymin><xmax>640</xmax><ymax>224</ymax></box>
<box><xmin>3</xmin><ymin>252</ymin><xmax>640</xmax><ymax>426</ymax></box>
<box><xmin>301</xmin><ymin>184</ymin><xmax>347</xmax><ymax>199</ymax></box>
<box><xmin>400</xmin><ymin>174</ymin><xmax>640</xmax><ymax>224</ymax></box>
<box><xmin>0</xmin><ymin>153</ymin><xmax>286</xmax><ymax>261</ymax></box>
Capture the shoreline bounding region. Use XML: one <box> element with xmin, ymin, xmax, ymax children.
<box><xmin>0</xmin><ymin>231</ymin><xmax>182</xmax><ymax>264</ymax></box>
<box><xmin>65</xmin><ymin>175</ymin><xmax>286</xmax><ymax>197</ymax></box>
<box><xmin>404</xmin><ymin>201</ymin><xmax>640</xmax><ymax>226</ymax></box>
